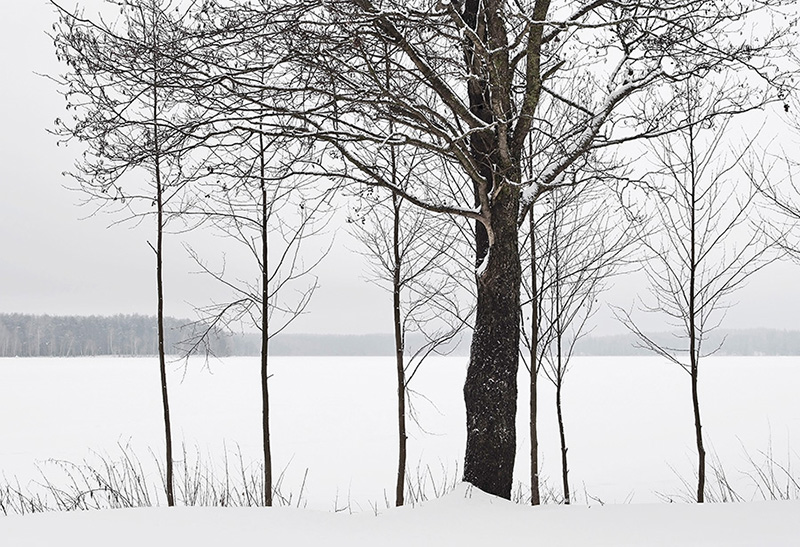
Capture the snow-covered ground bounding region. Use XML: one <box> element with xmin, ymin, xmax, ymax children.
<box><xmin>2</xmin><ymin>355</ymin><xmax>800</xmax><ymax>544</ymax></box>
<box><xmin>2</xmin><ymin>482</ymin><xmax>799</xmax><ymax>546</ymax></box>
<box><xmin>1</xmin><ymin>355</ymin><xmax>799</xmax><ymax>512</ymax></box>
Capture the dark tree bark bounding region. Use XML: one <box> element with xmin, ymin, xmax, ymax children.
<box><xmin>155</xmin><ymin>135</ymin><xmax>175</xmax><ymax>508</ymax></box>
<box><xmin>555</xmin><ymin>381</ymin><xmax>569</xmax><ymax>504</ymax></box>
<box><xmin>691</xmin><ymin>357</ymin><xmax>705</xmax><ymax>502</ymax></box>
<box><xmin>552</xmin><ymin>204</ymin><xmax>569</xmax><ymax>504</ymax></box>
<box><xmin>259</xmin><ymin>132</ymin><xmax>274</xmax><ymax>507</ymax></box>
<box><xmin>529</xmin><ymin>210</ymin><xmax>541</xmax><ymax>505</ymax></box>
<box><xmin>460</xmin><ymin>0</ymin><xmax>526</xmax><ymax>499</ymax></box>
<box><xmin>150</xmin><ymin>15</ymin><xmax>174</xmax><ymax>509</ymax></box>
<box><xmin>392</xmin><ymin>193</ymin><xmax>407</xmax><ymax>507</ymax></box>
<box><xmin>685</xmin><ymin>120</ymin><xmax>707</xmax><ymax>503</ymax></box>
<box><xmin>463</xmin><ymin>186</ymin><xmax>522</xmax><ymax>498</ymax></box>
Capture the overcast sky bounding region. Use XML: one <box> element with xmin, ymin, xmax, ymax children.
<box><xmin>1</xmin><ymin>2</ymin><xmax>799</xmax><ymax>335</ymax></box>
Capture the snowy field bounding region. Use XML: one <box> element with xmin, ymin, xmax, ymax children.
<box><xmin>1</xmin><ymin>355</ymin><xmax>799</xmax><ymax>510</ymax></box>
<box><xmin>2</xmin><ymin>355</ymin><xmax>800</xmax><ymax>545</ymax></box>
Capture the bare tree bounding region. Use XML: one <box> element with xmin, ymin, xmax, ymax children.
<box><xmin>52</xmin><ymin>0</ymin><xmax>796</xmax><ymax>499</ymax></box>
<box><xmin>182</xmin><ymin>132</ymin><xmax>330</xmax><ymax>506</ymax></box>
<box><xmin>350</xmin><ymin>185</ymin><xmax>468</xmax><ymax>506</ymax></box>
<box><xmin>344</xmin><ymin>43</ymin><xmax>470</xmax><ymax>506</ymax></box>
<box><xmin>170</xmin><ymin>12</ymin><xmax>335</xmax><ymax>505</ymax></box>
<box><xmin>614</xmin><ymin>80</ymin><xmax>777</xmax><ymax>503</ymax></box>
<box><xmin>50</xmin><ymin>0</ymin><xmax>206</xmax><ymax>506</ymax></box>
<box><xmin>245</xmin><ymin>0</ymin><xmax>795</xmax><ymax>499</ymax></box>
<box><xmin>521</xmin><ymin>181</ymin><xmax>639</xmax><ymax>504</ymax></box>
<box><xmin>520</xmin><ymin>197</ymin><xmax>547</xmax><ymax>505</ymax></box>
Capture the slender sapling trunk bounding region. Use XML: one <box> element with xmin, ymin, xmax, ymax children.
<box><xmin>260</xmin><ymin>132</ymin><xmax>273</xmax><ymax>507</ymax></box>
<box><xmin>392</xmin><ymin>193</ymin><xmax>406</xmax><ymax>507</ymax></box>
<box><xmin>529</xmin><ymin>212</ymin><xmax>541</xmax><ymax>505</ymax></box>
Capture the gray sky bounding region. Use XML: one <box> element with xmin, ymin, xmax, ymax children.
<box><xmin>0</xmin><ymin>2</ymin><xmax>393</xmax><ymax>334</ymax></box>
<box><xmin>1</xmin><ymin>2</ymin><xmax>799</xmax><ymax>335</ymax></box>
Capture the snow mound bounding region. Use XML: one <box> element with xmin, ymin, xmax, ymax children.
<box><xmin>1</xmin><ymin>484</ymin><xmax>798</xmax><ymax>547</ymax></box>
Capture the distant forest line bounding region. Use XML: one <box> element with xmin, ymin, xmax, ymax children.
<box><xmin>1</xmin><ymin>314</ymin><xmax>799</xmax><ymax>358</ymax></box>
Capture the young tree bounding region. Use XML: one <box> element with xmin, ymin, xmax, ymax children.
<box><xmin>522</xmin><ymin>181</ymin><xmax>638</xmax><ymax>504</ymax></box>
<box><xmin>350</xmin><ymin>186</ymin><xmax>468</xmax><ymax>506</ymax></box>
<box><xmin>344</xmin><ymin>43</ymin><xmax>469</xmax><ymax>505</ymax></box>
<box><xmin>50</xmin><ymin>0</ymin><xmax>204</xmax><ymax>506</ymax></box>
<box><xmin>182</xmin><ymin>130</ymin><xmax>329</xmax><ymax>507</ymax></box>
<box><xmin>520</xmin><ymin>200</ymin><xmax>546</xmax><ymax>505</ymax></box>
<box><xmin>614</xmin><ymin>80</ymin><xmax>776</xmax><ymax>503</ymax></box>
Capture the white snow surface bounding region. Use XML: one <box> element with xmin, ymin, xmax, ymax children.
<box><xmin>2</xmin><ymin>356</ymin><xmax>800</xmax><ymax>545</ymax></box>
<box><xmin>1</xmin><ymin>482</ymin><xmax>798</xmax><ymax>546</ymax></box>
<box><xmin>2</xmin><ymin>356</ymin><xmax>800</xmax><ymax>508</ymax></box>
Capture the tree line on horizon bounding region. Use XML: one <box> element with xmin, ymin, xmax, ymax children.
<box><xmin>0</xmin><ymin>313</ymin><xmax>225</xmax><ymax>357</ymax></box>
<box><xmin>3</xmin><ymin>313</ymin><xmax>800</xmax><ymax>358</ymax></box>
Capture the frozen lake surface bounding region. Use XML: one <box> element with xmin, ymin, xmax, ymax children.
<box><xmin>1</xmin><ymin>355</ymin><xmax>798</xmax><ymax>510</ymax></box>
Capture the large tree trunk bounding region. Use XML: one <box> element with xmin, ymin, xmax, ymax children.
<box><xmin>463</xmin><ymin>187</ymin><xmax>521</xmax><ymax>500</ymax></box>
